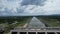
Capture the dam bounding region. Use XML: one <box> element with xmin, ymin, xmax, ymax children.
<box><xmin>0</xmin><ymin>15</ymin><xmax>60</xmax><ymax>34</ymax></box>
<box><xmin>9</xmin><ymin>16</ymin><xmax>60</xmax><ymax>34</ymax></box>
<box><xmin>10</xmin><ymin>27</ymin><xmax>60</xmax><ymax>34</ymax></box>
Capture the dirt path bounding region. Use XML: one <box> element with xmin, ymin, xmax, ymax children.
<box><xmin>22</xmin><ymin>23</ymin><xmax>28</xmax><ymax>28</ymax></box>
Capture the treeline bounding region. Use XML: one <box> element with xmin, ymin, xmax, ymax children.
<box><xmin>0</xmin><ymin>16</ymin><xmax>32</xmax><ymax>24</ymax></box>
<box><xmin>37</xmin><ymin>16</ymin><xmax>60</xmax><ymax>20</ymax></box>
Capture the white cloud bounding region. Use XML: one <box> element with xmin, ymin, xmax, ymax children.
<box><xmin>0</xmin><ymin>0</ymin><xmax>22</xmax><ymax>13</ymax></box>
<box><xmin>22</xmin><ymin>0</ymin><xmax>60</xmax><ymax>15</ymax></box>
<box><xmin>0</xmin><ymin>0</ymin><xmax>60</xmax><ymax>15</ymax></box>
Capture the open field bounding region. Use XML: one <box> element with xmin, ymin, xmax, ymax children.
<box><xmin>37</xmin><ymin>17</ymin><xmax>60</xmax><ymax>27</ymax></box>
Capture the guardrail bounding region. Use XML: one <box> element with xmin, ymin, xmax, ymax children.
<box><xmin>14</xmin><ymin>27</ymin><xmax>60</xmax><ymax>30</ymax></box>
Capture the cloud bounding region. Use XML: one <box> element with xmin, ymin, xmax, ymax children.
<box><xmin>0</xmin><ymin>0</ymin><xmax>60</xmax><ymax>16</ymax></box>
<box><xmin>21</xmin><ymin>0</ymin><xmax>46</xmax><ymax>6</ymax></box>
<box><xmin>21</xmin><ymin>0</ymin><xmax>60</xmax><ymax>15</ymax></box>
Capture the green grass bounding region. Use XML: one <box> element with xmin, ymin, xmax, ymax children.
<box><xmin>3</xmin><ymin>32</ymin><xmax>8</xmax><ymax>34</ymax></box>
<box><xmin>2</xmin><ymin>17</ymin><xmax>32</xmax><ymax>34</ymax></box>
<box><xmin>38</xmin><ymin>18</ymin><xmax>60</xmax><ymax>27</ymax></box>
<box><xmin>15</xmin><ymin>17</ymin><xmax>32</xmax><ymax>28</ymax></box>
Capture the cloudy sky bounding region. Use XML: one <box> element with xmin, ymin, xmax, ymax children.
<box><xmin>0</xmin><ymin>0</ymin><xmax>60</xmax><ymax>16</ymax></box>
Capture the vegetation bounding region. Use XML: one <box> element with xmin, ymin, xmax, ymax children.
<box><xmin>0</xmin><ymin>16</ymin><xmax>32</xmax><ymax>34</ymax></box>
<box><xmin>0</xmin><ymin>15</ymin><xmax>60</xmax><ymax>34</ymax></box>
<box><xmin>37</xmin><ymin>16</ymin><xmax>60</xmax><ymax>27</ymax></box>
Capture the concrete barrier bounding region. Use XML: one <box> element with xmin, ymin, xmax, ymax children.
<box><xmin>9</xmin><ymin>28</ymin><xmax>60</xmax><ymax>34</ymax></box>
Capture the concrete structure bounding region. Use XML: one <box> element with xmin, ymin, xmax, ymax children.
<box><xmin>0</xmin><ymin>15</ymin><xmax>60</xmax><ymax>34</ymax></box>
<box><xmin>10</xmin><ymin>27</ymin><xmax>60</xmax><ymax>34</ymax></box>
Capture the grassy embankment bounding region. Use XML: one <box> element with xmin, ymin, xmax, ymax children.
<box><xmin>37</xmin><ymin>17</ymin><xmax>60</xmax><ymax>27</ymax></box>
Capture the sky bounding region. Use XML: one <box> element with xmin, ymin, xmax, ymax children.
<box><xmin>0</xmin><ymin>0</ymin><xmax>60</xmax><ymax>16</ymax></box>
